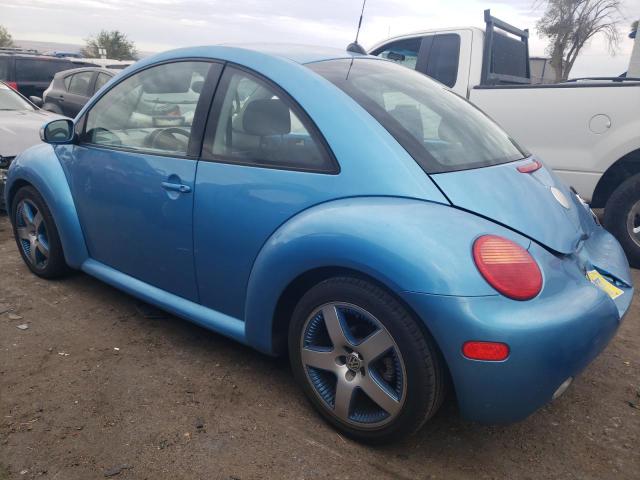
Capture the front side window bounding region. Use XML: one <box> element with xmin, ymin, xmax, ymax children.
<box><xmin>67</xmin><ymin>71</ymin><xmax>93</xmax><ymax>96</ymax></box>
<box><xmin>371</xmin><ymin>37</ymin><xmax>422</xmax><ymax>70</ymax></box>
<box><xmin>83</xmin><ymin>61</ymin><xmax>212</xmax><ymax>156</ymax></box>
<box><xmin>203</xmin><ymin>67</ymin><xmax>335</xmax><ymax>172</ymax></box>
<box><xmin>308</xmin><ymin>59</ymin><xmax>526</xmax><ymax>173</ymax></box>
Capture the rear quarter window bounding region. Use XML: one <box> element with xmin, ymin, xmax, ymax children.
<box><xmin>308</xmin><ymin>58</ymin><xmax>526</xmax><ymax>174</ymax></box>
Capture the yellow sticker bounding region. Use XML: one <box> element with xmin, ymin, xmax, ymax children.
<box><xmin>587</xmin><ymin>270</ymin><xmax>624</xmax><ymax>300</ymax></box>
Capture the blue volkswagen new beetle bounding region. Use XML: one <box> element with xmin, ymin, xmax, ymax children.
<box><xmin>4</xmin><ymin>45</ymin><xmax>633</xmax><ymax>442</ymax></box>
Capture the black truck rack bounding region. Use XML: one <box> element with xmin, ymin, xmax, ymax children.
<box><xmin>481</xmin><ymin>9</ymin><xmax>531</xmax><ymax>86</ymax></box>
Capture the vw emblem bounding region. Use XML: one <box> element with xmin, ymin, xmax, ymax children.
<box><xmin>346</xmin><ymin>353</ymin><xmax>362</xmax><ymax>372</ymax></box>
<box><xmin>550</xmin><ymin>187</ymin><xmax>571</xmax><ymax>209</ymax></box>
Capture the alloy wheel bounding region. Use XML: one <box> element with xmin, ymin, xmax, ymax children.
<box><xmin>626</xmin><ymin>200</ymin><xmax>640</xmax><ymax>248</ymax></box>
<box><xmin>15</xmin><ymin>199</ymin><xmax>50</xmax><ymax>269</ymax></box>
<box><xmin>300</xmin><ymin>302</ymin><xmax>407</xmax><ymax>428</ymax></box>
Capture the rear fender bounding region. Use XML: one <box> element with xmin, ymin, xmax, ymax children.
<box><xmin>5</xmin><ymin>144</ymin><xmax>88</xmax><ymax>268</ymax></box>
<box><xmin>244</xmin><ymin>197</ymin><xmax>527</xmax><ymax>354</ymax></box>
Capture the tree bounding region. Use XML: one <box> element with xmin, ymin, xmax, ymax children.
<box><xmin>0</xmin><ymin>25</ymin><xmax>14</xmax><ymax>48</ymax></box>
<box><xmin>81</xmin><ymin>30</ymin><xmax>138</xmax><ymax>60</ymax></box>
<box><xmin>536</xmin><ymin>0</ymin><xmax>621</xmax><ymax>80</ymax></box>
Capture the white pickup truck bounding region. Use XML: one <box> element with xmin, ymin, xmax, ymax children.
<box><xmin>369</xmin><ymin>10</ymin><xmax>640</xmax><ymax>266</ymax></box>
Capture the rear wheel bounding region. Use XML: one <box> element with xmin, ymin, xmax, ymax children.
<box><xmin>288</xmin><ymin>276</ymin><xmax>444</xmax><ymax>443</ymax></box>
<box><xmin>11</xmin><ymin>186</ymin><xmax>69</xmax><ymax>278</ymax></box>
<box><xmin>604</xmin><ymin>174</ymin><xmax>640</xmax><ymax>268</ymax></box>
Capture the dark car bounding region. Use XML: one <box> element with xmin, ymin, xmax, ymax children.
<box><xmin>0</xmin><ymin>81</ymin><xmax>61</xmax><ymax>210</ymax></box>
<box><xmin>0</xmin><ymin>51</ymin><xmax>94</xmax><ymax>98</ymax></box>
<box><xmin>38</xmin><ymin>67</ymin><xmax>115</xmax><ymax>117</ymax></box>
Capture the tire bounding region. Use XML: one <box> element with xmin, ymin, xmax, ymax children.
<box><xmin>11</xmin><ymin>186</ymin><xmax>70</xmax><ymax>278</ymax></box>
<box><xmin>288</xmin><ymin>276</ymin><xmax>444</xmax><ymax>443</ymax></box>
<box><xmin>604</xmin><ymin>173</ymin><xmax>640</xmax><ymax>268</ymax></box>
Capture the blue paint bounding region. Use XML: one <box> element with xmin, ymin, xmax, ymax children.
<box><xmin>4</xmin><ymin>45</ymin><xmax>633</xmax><ymax>425</ymax></box>
<box><xmin>60</xmin><ymin>145</ymin><xmax>200</xmax><ymax>301</ymax></box>
<box><xmin>82</xmin><ymin>258</ymin><xmax>246</xmax><ymax>344</ymax></box>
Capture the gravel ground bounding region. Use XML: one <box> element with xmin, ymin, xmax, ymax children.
<box><xmin>0</xmin><ymin>212</ymin><xmax>639</xmax><ymax>480</ymax></box>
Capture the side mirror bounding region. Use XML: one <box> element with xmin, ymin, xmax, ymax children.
<box><xmin>29</xmin><ymin>96</ymin><xmax>43</xmax><ymax>108</ymax></box>
<box><xmin>40</xmin><ymin>119</ymin><xmax>75</xmax><ymax>145</ymax></box>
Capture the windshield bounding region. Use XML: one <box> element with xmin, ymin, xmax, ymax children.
<box><xmin>307</xmin><ymin>58</ymin><xmax>527</xmax><ymax>173</ymax></box>
<box><xmin>0</xmin><ymin>84</ymin><xmax>35</xmax><ymax>111</ymax></box>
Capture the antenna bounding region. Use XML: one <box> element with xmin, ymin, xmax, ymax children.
<box><xmin>355</xmin><ymin>0</ymin><xmax>367</xmax><ymax>44</ymax></box>
<box><xmin>347</xmin><ymin>0</ymin><xmax>368</xmax><ymax>55</ymax></box>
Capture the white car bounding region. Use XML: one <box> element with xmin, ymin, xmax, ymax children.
<box><xmin>370</xmin><ymin>10</ymin><xmax>640</xmax><ymax>266</ymax></box>
<box><xmin>0</xmin><ymin>81</ymin><xmax>61</xmax><ymax>210</ymax></box>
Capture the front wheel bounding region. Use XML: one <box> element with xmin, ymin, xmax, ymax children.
<box><xmin>11</xmin><ymin>186</ymin><xmax>69</xmax><ymax>278</ymax></box>
<box><xmin>288</xmin><ymin>276</ymin><xmax>444</xmax><ymax>443</ymax></box>
<box><xmin>604</xmin><ymin>174</ymin><xmax>640</xmax><ymax>268</ymax></box>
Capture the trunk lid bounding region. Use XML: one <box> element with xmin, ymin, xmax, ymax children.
<box><xmin>430</xmin><ymin>157</ymin><xmax>584</xmax><ymax>254</ymax></box>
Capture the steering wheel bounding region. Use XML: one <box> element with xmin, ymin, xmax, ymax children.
<box><xmin>145</xmin><ymin>127</ymin><xmax>190</xmax><ymax>151</ymax></box>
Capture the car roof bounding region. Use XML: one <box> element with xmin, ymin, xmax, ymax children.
<box><xmin>219</xmin><ymin>44</ymin><xmax>366</xmax><ymax>64</ymax></box>
<box><xmin>54</xmin><ymin>66</ymin><xmax>114</xmax><ymax>77</ymax></box>
<box><xmin>368</xmin><ymin>27</ymin><xmax>482</xmax><ymax>52</ymax></box>
<box><xmin>138</xmin><ymin>44</ymin><xmax>369</xmax><ymax>68</ymax></box>
<box><xmin>77</xmin><ymin>44</ymin><xmax>385</xmax><ymax>123</ymax></box>
<box><xmin>0</xmin><ymin>53</ymin><xmax>73</xmax><ymax>60</ymax></box>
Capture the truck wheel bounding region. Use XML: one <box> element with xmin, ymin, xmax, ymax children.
<box><xmin>288</xmin><ymin>276</ymin><xmax>445</xmax><ymax>443</ymax></box>
<box><xmin>604</xmin><ymin>173</ymin><xmax>640</xmax><ymax>268</ymax></box>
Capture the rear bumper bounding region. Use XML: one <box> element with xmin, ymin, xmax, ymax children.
<box><xmin>402</xmin><ymin>230</ymin><xmax>633</xmax><ymax>424</ymax></box>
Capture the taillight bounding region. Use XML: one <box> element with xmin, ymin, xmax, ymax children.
<box><xmin>462</xmin><ymin>341</ymin><xmax>509</xmax><ymax>361</ymax></box>
<box><xmin>6</xmin><ymin>81</ymin><xmax>18</xmax><ymax>91</ymax></box>
<box><xmin>472</xmin><ymin>235</ymin><xmax>542</xmax><ymax>300</ymax></box>
<box><xmin>517</xmin><ymin>159</ymin><xmax>542</xmax><ymax>173</ymax></box>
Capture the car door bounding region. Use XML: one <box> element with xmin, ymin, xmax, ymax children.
<box><xmin>63</xmin><ymin>71</ymin><xmax>95</xmax><ymax>117</ymax></box>
<box><xmin>60</xmin><ymin>60</ymin><xmax>222</xmax><ymax>301</ymax></box>
<box><xmin>194</xmin><ymin>66</ymin><xmax>339</xmax><ymax>318</ymax></box>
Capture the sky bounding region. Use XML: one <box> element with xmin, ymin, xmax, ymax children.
<box><xmin>2</xmin><ymin>0</ymin><xmax>640</xmax><ymax>78</ymax></box>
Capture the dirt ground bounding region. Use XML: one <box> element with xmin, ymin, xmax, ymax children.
<box><xmin>0</xmin><ymin>213</ymin><xmax>639</xmax><ymax>480</ymax></box>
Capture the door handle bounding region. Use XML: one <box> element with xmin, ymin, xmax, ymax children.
<box><xmin>161</xmin><ymin>182</ymin><xmax>191</xmax><ymax>193</ymax></box>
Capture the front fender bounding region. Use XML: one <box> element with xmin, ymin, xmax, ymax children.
<box><xmin>5</xmin><ymin>144</ymin><xmax>88</xmax><ymax>268</ymax></box>
<box><xmin>244</xmin><ymin>197</ymin><xmax>528</xmax><ymax>354</ymax></box>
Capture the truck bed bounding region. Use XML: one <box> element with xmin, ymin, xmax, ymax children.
<box><xmin>469</xmin><ymin>81</ymin><xmax>640</xmax><ymax>202</ymax></box>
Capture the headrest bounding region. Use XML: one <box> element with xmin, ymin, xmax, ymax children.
<box><xmin>389</xmin><ymin>105</ymin><xmax>423</xmax><ymax>140</ymax></box>
<box><xmin>143</xmin><ymin>69</ymin><xmax>192</xmax><ymax>94</ymax></box>
<box><xmin>243</xmin><ymin>98</ymin><xmax>291</xmax><ymax>136</ymax></box>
